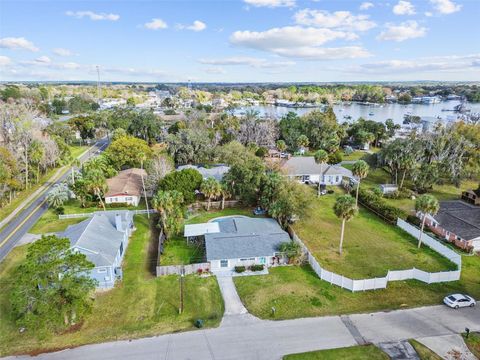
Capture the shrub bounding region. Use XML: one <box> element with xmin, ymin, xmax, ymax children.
<box><xmin>107</xmin><ymin>202</ymin><xmax>131</xmax><ymax>208</ymax></box>
<box><xmin>327</xmin><ymin>151</ymin><xmax>343</xmax><ymax>164</ymax></box>
<box><xmin>406</xmin><ymin>215</ymin><xmax>421</xmax><ymax>227</ymax></box>
<box><xmin>344</xmin><ymin>146</ymin><xmax>353</xmax><ymax>155</ymax></box>
<box><xmin>372</xmin><ymin>187</ymin><xmax>383</xmax><ymax>198</ymax></box>
<box><xmin>255</xmin><ymin>147</ymin><xmax>268</xmax><ymax>158</ymax></box>
<box><xmin>197</xmin><ymin>268</ymin><xmax>203</xmax><ymax>275</ymax></box>
<box><xmin>384</xmin><ymin>190</ymin><xmax>400</xmax><ymax>199</ymax></box>
<box><xmin>356</xmin><ymin>188</ymin><xmax>407</xmax><ymax>223</ymax></box>
<box><xmin>164</xmin><ymin>109</ymin><xmax>177</xmax><ymax>115</ymax></box>
<box><xmin>249</xmin><ymin>264</ymin><xmax>264</xmax><ymax>272</ymax></box>
<box><xmin>54</xmin><ymin>206</ymin><xmax>65</xmax><ymax>215</ymax></box>
<box><xmin>234</xmin><ymin>266</ymin><xmax>246</xmax><ymax>273</ymax></box>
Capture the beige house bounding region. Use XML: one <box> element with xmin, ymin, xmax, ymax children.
<box><xmin>105</xmin><ymin>168</ymin><xmax>147</xmax><ymax>207</ymax></box>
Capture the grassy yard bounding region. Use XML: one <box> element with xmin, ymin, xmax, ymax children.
<box><xmin>360</xmin><ymin>167</ymin><xmax>479</xmax><ymax>213</ymax></box>
<box><xmin>408</xmin><ymin>340</ymin><xmax>442</xmax><ymax>360</ymax></box>
<box><xmin>292</xmin><ymin>188</ymin><xmax>455</xmax><ymax>279</ymax></box>
<box><xmin>160</xmin><ymin>207</ymin><xmax>254</xmax><ymax>265</ymax></box>
<box><xmin>30</xmin><ymin>199</ymin><xmax>146</xmax><ymax>234</ymax></box>
<box><xmin>463</xmin><ymin>332</ymin><xmax>480</xmax><ymax>359</ymax></box>
<box><xmin>0</xmin><ymin>215</ymin><xmax>224</xmax><ymax>356</ymax></box>
<box><xmin>69</xmin><ymin>145</ymin><xmax>89</xmax><ymax>159</ymax></box>
<box><xmin>341</xmin><ymin>150</ymin><xmax>368</xmax><ymax>162</ymax></box>
<box><xmin>283</xmin><ymin>345</ymin><xmax>389</xmax><ymax>360</ymax></box>
<box><xmin>234</xmin><ymin>254</ymin><xmax>480</xmax><ymax>320</ymax></box>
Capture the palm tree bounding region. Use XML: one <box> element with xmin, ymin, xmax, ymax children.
<box><xmin>200</xmin><ymin>177</ymin><xmax>222</xmax><ymax>210</ymax></box>
<box><xmin>296</xmin><ymin>135</ymin><xmax>309</xmax><ymax>154</ymax></box>
<box><xmin>46</xmin><ymin>183</ymin><xmax>69</xmax><ymax>209</ymax></box>
<box><xmin>415</xmin><ymin>194</ymin><xmax>439</xmax><ymax>248</ymax></box>
<box><xmin>351</xmin><ymin>160</ymin><xmax>370</xmax><ymax>207</ymax></box>
<box><xmin>276</xmin><ymin>140</ymin><xmax>287</xmax><ymax>153</ymax></box>
<box><xmin>84</xmin><ymin>168</ymin><xmax>107</xmax><ymax>211</ymax></box>
<box><xmin>333</xmin><ymin>195</ymin><xmax>357</xmax><ymax>255</ymax></box>
<box><xmin>314</xmin><ymin>149</ymin><xmax>328</xmax><ymax>196</ymax></box>
<box><xmin>152</xmin><ymin>190</ymin><xmax>183</xmax><ymax>238</ymax></box>
<box><xmin>220</xmin><ymin>182</ymin><xmax>231</xmax><ymax>210</ymax></box>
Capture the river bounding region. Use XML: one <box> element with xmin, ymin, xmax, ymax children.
<box><xmin>234</xmin><ymin>100</ymin><xmax>480</xmax><ymax>125</ymax></box>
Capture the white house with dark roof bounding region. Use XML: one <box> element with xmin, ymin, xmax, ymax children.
<box><xmin>59</xmin><ymin>210</ymin><xmax>134</xmax><ymax>289</ymax></box>
<box><xmin>105</xmin><ymin>168</ymin><xmax>147</xmax><ymax>207</ymax></box>
<box><xmin>281</xmin><ymin>156</ymin><xmax>355</xmax><ymax>185</ymax></box>
<box><xmin>184</xmin><ymin>217</ymin><xmax>291</xmax><ymax>271</ymax></box>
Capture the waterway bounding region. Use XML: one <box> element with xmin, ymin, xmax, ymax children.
<box><xmin>234</xmin><ymin>100</ymin><xmax>480</xmax><ymax>124</ymax></box>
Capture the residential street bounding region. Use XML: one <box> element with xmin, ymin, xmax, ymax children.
<box><xmin>5</xmin><ymin>305</ymin><xmax>479</xmax><ymax>360</ymax></box>
<box><xmin>0</xmin><ymin>139</ymin><xmax>110</xmax><ymax>262</ymax></box>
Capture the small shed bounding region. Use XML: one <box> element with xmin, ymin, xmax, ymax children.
<box><xmin>380</xmin><ymin>184</ymin><xmax>398</xmax><ymax>195</ymax></box>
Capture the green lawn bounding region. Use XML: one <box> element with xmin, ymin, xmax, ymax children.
<box><xmin>361</xmin><ymin>167</ymin><xmax>479</xmax><ymax>213</ymax></box>
<box><xmin>234</xmin><ymin>254</ymin><xmax>480</xmax><ymax>320</ymax></box>
<box><xmin>292</xmin><ymin>188</ymin><xmax>455</xmax><ymax>279</ymax></box>
<box><xmin>408</xmin><ymin>340</ymin><xmax>442</xmax><ymax>360</ymax></box>
<box><xmin>0</xmin><ymin>215</ymin><xmax>224</xmax><ymax>356</ymax></box>
<box><xmin>341</xmin><ymin>151</ymin><xmax>367</xmax><ymax>162</ymax></box>
<box><xmin>283</xmin><ymin>345</ymin><xmax>389</xmax><ymax>360</ymax></box>
<box><xmin>160</xmin><ymin>207</ymin><xmax>254</xmax><ymax>265</ymax></box>
<box><xmin>30</xmin><ymin>199</ymin><xmax>146</xmax><ymax>234</ymax></box>
<box><xmin>69</xmin><ymin>145</ymin><xmax>89</xmax><ymax>159</ymax></box>
<box><xmin>463</xmin><ymin>332</ymin><xmax>480</xmax><ymax>359</ymax></box>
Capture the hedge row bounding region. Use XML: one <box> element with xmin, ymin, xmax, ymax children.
<box><xmin>356</xmin><ymin>188</ymin><xmax>408</xmax><ymax>223</ymax></box>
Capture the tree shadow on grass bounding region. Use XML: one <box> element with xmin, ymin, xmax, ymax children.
<box><xmin>147</xmin><ymin>214</ymin><xmax>160</xmax><ymax>276</ymax></box>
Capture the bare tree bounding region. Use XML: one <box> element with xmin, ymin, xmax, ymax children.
<box><xmin>145</xmin><ymin>154</ymin><xmax>174</xmax><ymax>192</ymax></box>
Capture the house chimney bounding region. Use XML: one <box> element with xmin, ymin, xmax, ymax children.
<box><xmin>115</xmin><ymin>213</ymin><xmax>123</xmax><ymax>232</ymax></box>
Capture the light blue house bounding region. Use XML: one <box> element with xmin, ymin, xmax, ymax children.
<box><xmin>59</xmin><ymin>210</ymin><xmax>134</xmax><ymax>289</ymax></box>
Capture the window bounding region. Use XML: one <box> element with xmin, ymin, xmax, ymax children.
<box><xmin>240</xmin><ymin>258</ymin><xmax>255</xmax><ymax>261</ymax></box>
<box><xmin>336</xmin><ymin>176</ymin><xmax>340</xmax><ymax>182</ymax></box>
<box><xmin>220</xmin><ymin>259</ymin><xmax>228</xmax><ymax>268</ymax></box>
<box><xmin>126</xmin><ymin>197</ymin><xmax>133</xmax><ymax>201</ymax></box>
<box><xmin>98</xmin><ymin>268</ymin><xmax>107</xmax><ymax>273</ymax></box>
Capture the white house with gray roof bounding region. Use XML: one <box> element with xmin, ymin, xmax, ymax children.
<box><xmin>59</xmin><ymin>210</ymin><xmax>134</xmax><ymax>289</ymax></box>
<box><xmin>184</xmin><ymin>217</ymin><xmax>291</xmax><ymax>272</ymax></box>
<box><xmin>281</xmin><ymin>156</ymin><xmax>355</xmax><ymax>185</ymax></box>
<box><xmin>177</xmin><ymin>164</ymin><xmax>230</xmax><ymax>181</ymax></box>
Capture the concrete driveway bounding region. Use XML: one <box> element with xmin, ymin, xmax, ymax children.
<box><xmin>216</xmin><ymin>276</ymin><xmax>248</xmax><ymax>316</ymax></box>
<box><xmin>417</xmin><ymin>334</ymin><xmax>476</xmax><ymax>360</ymax></box>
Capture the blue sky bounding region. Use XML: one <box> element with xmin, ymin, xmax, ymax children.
<box><xmin>0</xmin><ymin>0</ymin><xmax>479</xmax><ymax>82</ymax></box>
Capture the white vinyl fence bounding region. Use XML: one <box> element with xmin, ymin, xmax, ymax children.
<box><xmin>290</xmin><ymin>218</ymin><xmax>461</xmax><ymax>292</ymax></box>
<box><xmin>59</xmin><ymin>209</ymin><xmax>157</xmax><ymax>219</ymax></box>
<box><xmin>156</xmin><ymin>263</ymin><xmax>210</xmax><ymax>276</ymax></box>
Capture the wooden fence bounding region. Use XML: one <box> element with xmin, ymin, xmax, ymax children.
<box><xmin>188</xmin><ymin>200</ymin><xmax>240</xmax><ymax>211</ymax></box>
<box><xmin>289</xmin><ymin>218</ymin><xmax>461</xmax><ymax>292</ymax></box>
<box><xmin>156</xmin><ymin>263</ymin><xmax>211</xmax><ymax>276</ymax></box>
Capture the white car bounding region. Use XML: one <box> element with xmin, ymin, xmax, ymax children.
<box><xmin>443</xmin><ymin>294</ymin><xmax>476</xmax><ymax>309</ymax></box>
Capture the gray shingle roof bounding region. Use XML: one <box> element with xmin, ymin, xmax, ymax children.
<box><xmin>59</xmin><ymin>211</ymin><xmax>132</xmax><ymax>267</ymax></box>
<box><xmin>177</xmin><ymin>164</ymin><xmax>230</xmax><ymax>181</ymax></box>
<box><xmin>434</xmin><ymin>201</ymin><xmax>480</xmax><ymax>240</ymax></box>
<box><xmin>281</xmin><ymin>156</ymin><xmax>353</xmax><ymax>178</ymax></box>
<box><xmin>205</xmin><ymin>217</ymin><xmax>291</xmax><ymax>261</ymax></box>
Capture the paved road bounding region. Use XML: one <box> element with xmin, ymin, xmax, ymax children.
<box><xmin>0</xmin><ymin>139</ymin><xmax>109</xmax><ymax>262</ymax></box>
<box><xmin>5</xmin><ymin>305</ymin><xmax>478</xmax><ymax>360</ymax></box>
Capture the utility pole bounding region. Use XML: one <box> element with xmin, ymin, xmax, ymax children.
<box><xmin>179</xmin><ymin>266</ymin><xmax>185</xmax><ymax>314</ymax></box>
<box><xmin>96</xmin><ymin>65</ymin><xmax>102</xmax><ymax>102</ymax></box>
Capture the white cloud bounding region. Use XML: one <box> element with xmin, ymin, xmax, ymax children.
<box><xmin>53</xmin><ymin>48</ymin><xmax>74</xmax><ymax>57</ymax></box>
<box><xmin>429</xmin><ymin>0</ymin><xmax>461</xmax><ymax>14</ymax></box>
<box><xmin>230</xmin><ymin>26</ymin><xmax>371</xmax><ymax>60</ymax></box>
<box><xmin>204</xmin><ymin>67</ymin><xmax>226</xmax><ymax>74</ymax></box>
<box><xmin>425</xmin><ymin>11</ymin><xmax>433</xmax><ymax>17</ymax></box>
<box><xmin>176</xmin><ymin>20</ymin><xmax>207</xmax><ymax>32</ymax></box>
<box><xmin>199</xmin><ymin>56</ymin><xmax>295</xmax><ymax>68</ymax></box>
<box><xmin>66</xmin><ymin>10</ymin><xmax>119</xmax><ymax>21</ymax></box>
<box><xmin>0</xmin><ymin>56</ymin><xmax>12</xmax><ymax>66</ymax></box>
<box><xmin>35</xmin><ymin>56</ymin><xmax>51</xmax><ymax>63</ymax></box>
<box><xmin>0</xmin><ymin>37</ymin><xmax>39</xmax><ymax>51</ymax></box>
<box><xmin>244</xmin><ymin>0</ymin><xmax>295</xmax><ymax>8</ymax></box>
<box><xmin>393</xmin><ymin>1</ymin><xmax>416</xmax><ymax>15</ymax></box>
<box><xmin>144</xmin><ymin>18</ymin><xmax>168</xmax><ymax>30</ymax></box>
<box><xmin>377</xmin><ymin>21</ymin><xmax>427</xmax><ymax>42</ymax></box>
<box><xmin>359</xmin><ymin>2</ymin><xmax>374</xmax><ymax>10</ymax></box>
<box><xmin>347</xmin><ymin>54</ymin><xmax>480</xmax><ymax>74</ymax></box>
<box><xmin>294</xmin><ymin>9</ymin><xmax>376</xmax><ymax>31</ymax></box>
